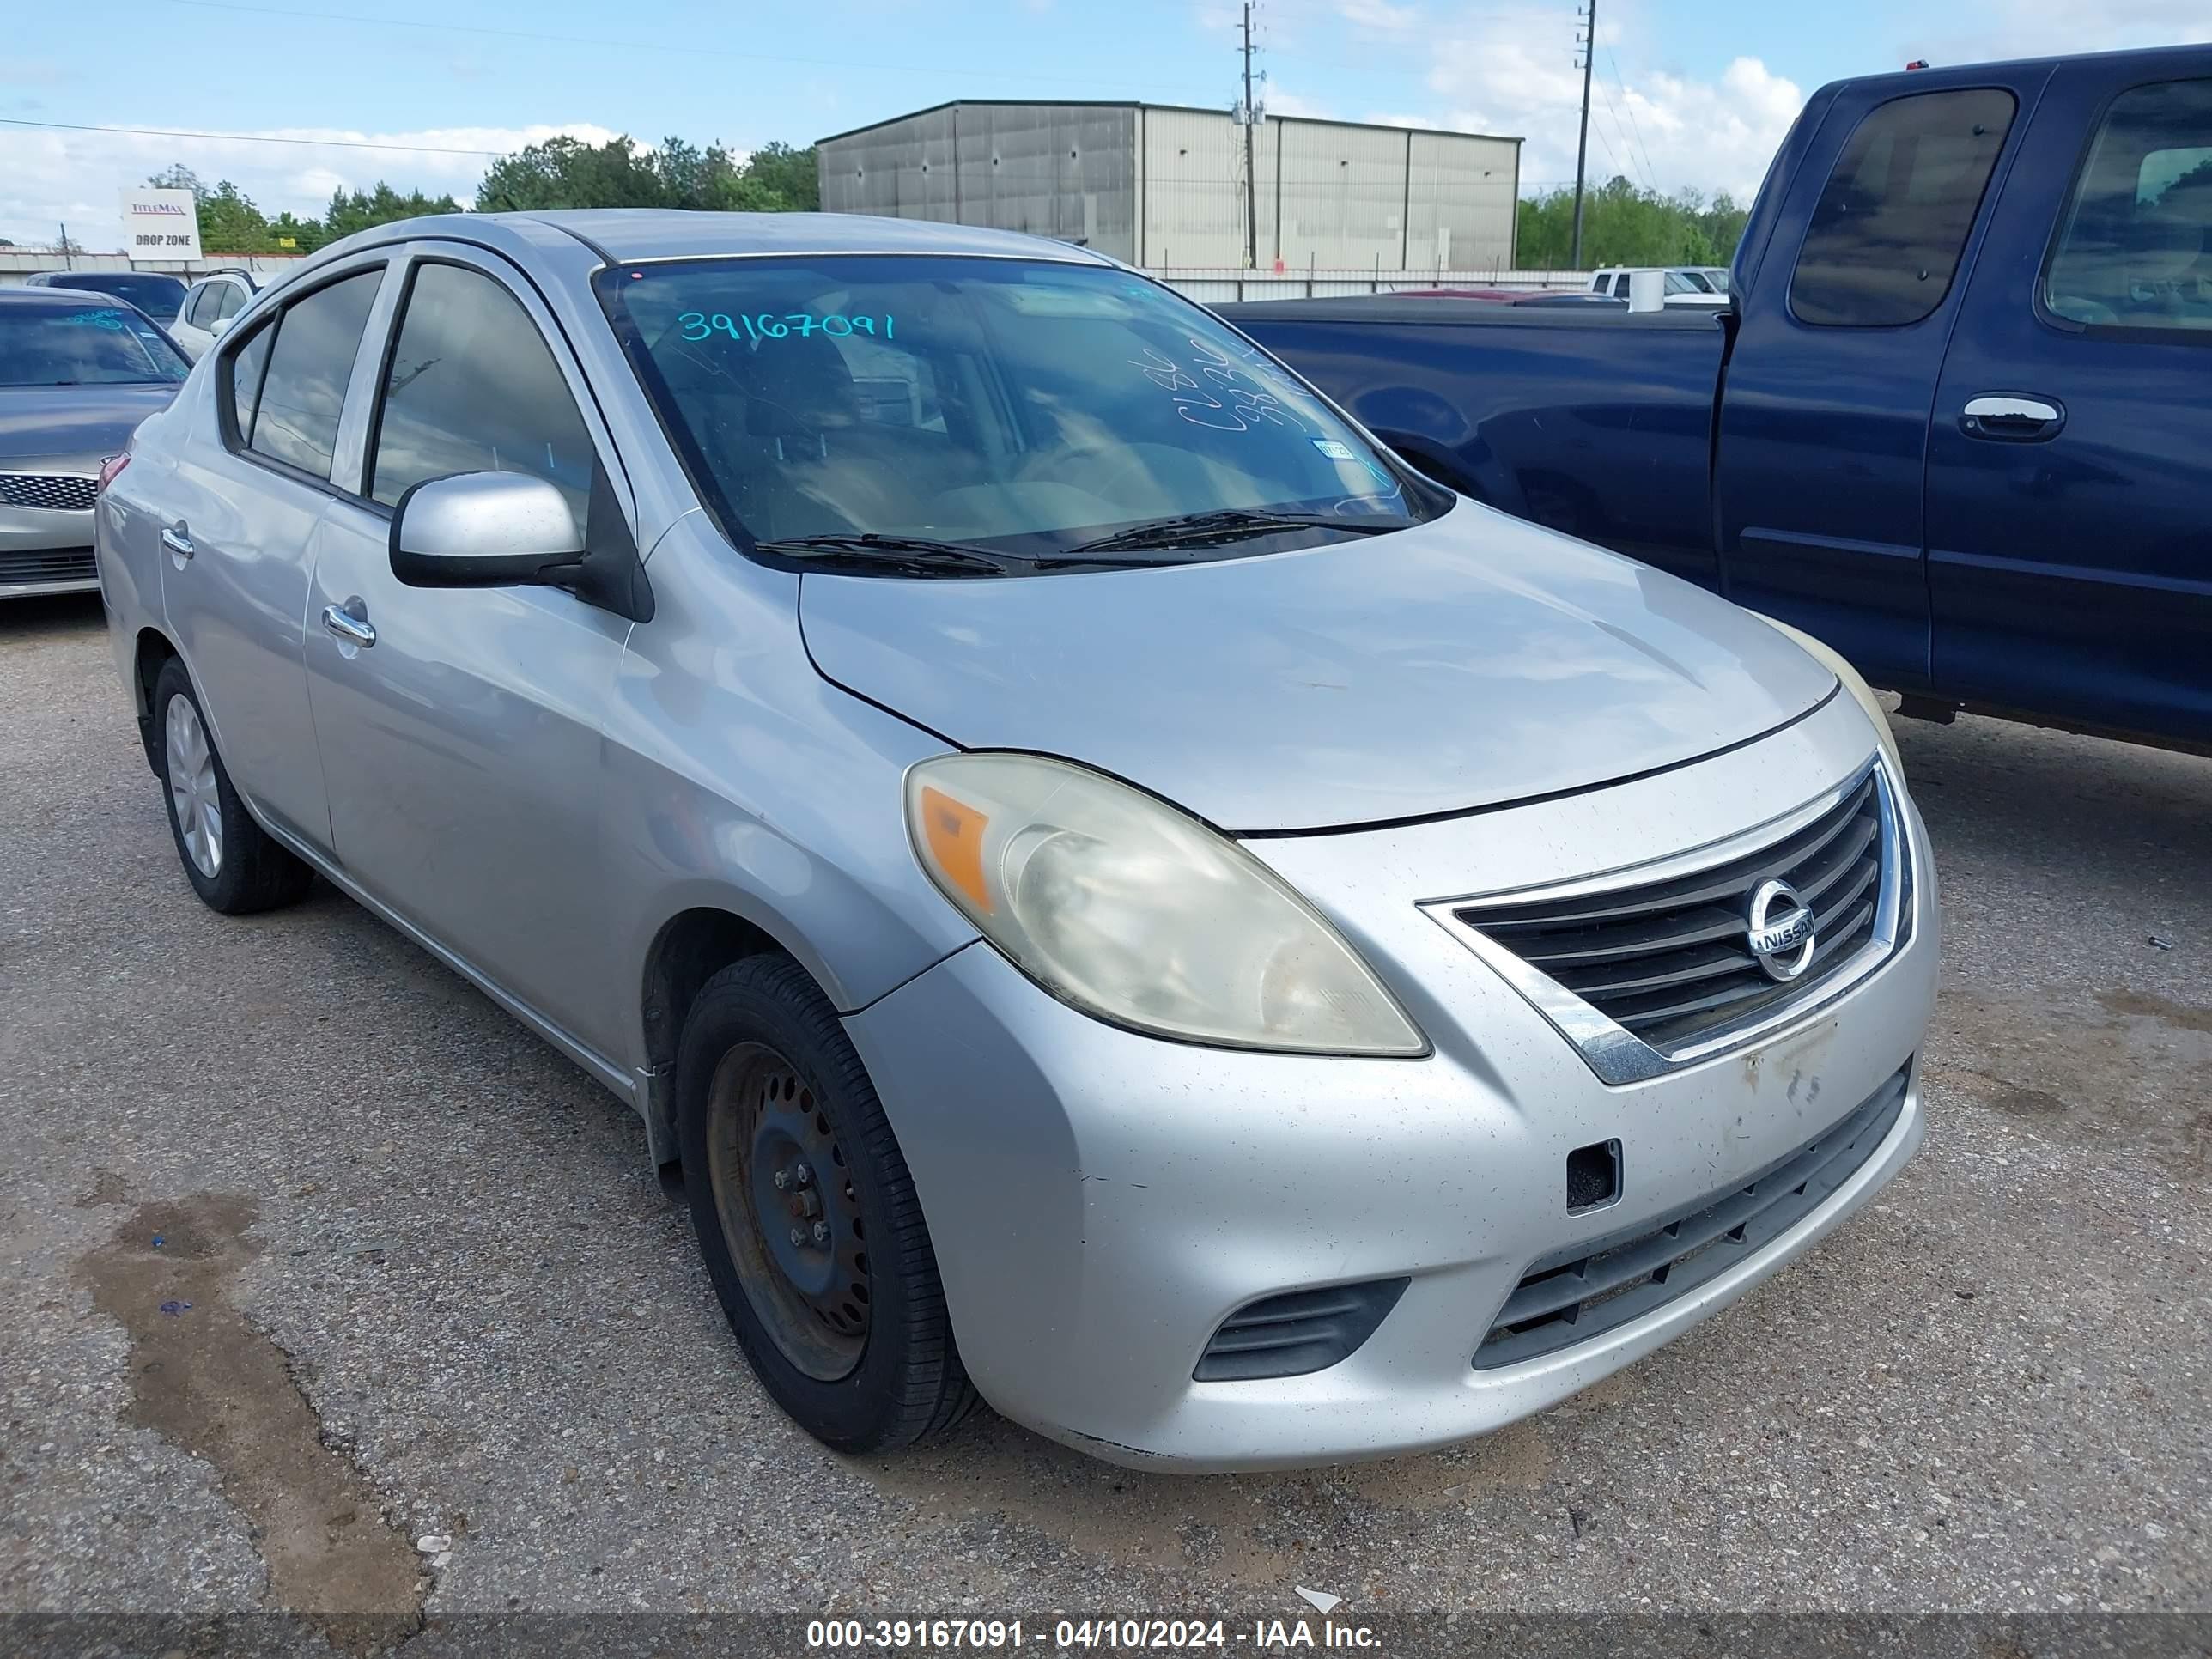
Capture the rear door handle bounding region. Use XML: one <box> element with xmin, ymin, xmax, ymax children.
<box><xmin>321</xmin><ymin>603</ymin><xmax>377</xmax><ymax>649</ymax></box>
<box><xmin>160</xmin><ymin>523</ymin><xmax>194</xmax><ymax>560</ymax></box>
<box><xmin>1960</xmin><ymin>395</ymin><xmax>2065</xmax><ymax>441</ymax></box>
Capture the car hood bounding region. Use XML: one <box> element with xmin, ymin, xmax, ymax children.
<box><xmin>799</xmin><ymin>501</ymin><xmax>1838</xmax><ymax>833</ymax></box>
<box><xmin>0</xmin><ymin>384</ymin><xmax>179</xmax><ymax>468</ymax></box>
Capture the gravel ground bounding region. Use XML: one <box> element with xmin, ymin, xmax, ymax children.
<box><xmin>3</xmin><ymin>592</ymin><xmax>2208</xmax><ymax>1634</ymax></box>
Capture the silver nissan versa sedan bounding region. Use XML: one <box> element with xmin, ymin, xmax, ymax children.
<box><xmin>96</xmin><ymin>211</ymin><xmax>1937</xmax><ymax>1471</ymax></box>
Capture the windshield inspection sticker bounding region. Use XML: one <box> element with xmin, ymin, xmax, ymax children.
<box><xmin>1310</xmin><ymin>439</ymin><xmax>1358</xmax><ymax>460</ymax></box>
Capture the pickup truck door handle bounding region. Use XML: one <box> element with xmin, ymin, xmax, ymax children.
<box><xmin>320</xmin><ymin>602</ymin><xmax>377</xmax><ymax>649</ymax></box>
<box><xmin>1960</xmin><ymin>395</ymin><xmax>2065</xmax><ymax>441</ymax></box>
<box><xmin>160</xmin><ymin>523</ymin><xmax>194</xmax><ymax>560</ymax></box>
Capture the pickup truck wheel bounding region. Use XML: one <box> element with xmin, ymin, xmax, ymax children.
<box><xmin>152</xmin><ymin>659</ymin><xmax>313</xmax><ymax>915</ymax></box>
<box><xmin>676</xmin><ymin>955</ymin><xmax>978</xmax><ymax>1454</ymax></box>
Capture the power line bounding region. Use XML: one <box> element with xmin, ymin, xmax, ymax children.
<box><xmin>1590</xmin><ymin>75</ymin><xmax>1646</xmax><ymax>191</ymax></box>
<box><xmin>0</xmin><ymin>116</ymin><xmax>509</xmax><ymax>155</ymax></box>
<box><xmin>1605</xmin><ymin>46</ymin><xmax>1660</xmax><ymax>191</ymax></box>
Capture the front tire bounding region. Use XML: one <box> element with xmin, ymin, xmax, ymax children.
<box><xmin>152</xmin><ymin>659</ymin><xmax>312</xmax><ymax>915</ymax></box>
<box><xmin>676</xmin><ymin>955</ymin><xmax>977</xmax><ymax>1454</ymax></box>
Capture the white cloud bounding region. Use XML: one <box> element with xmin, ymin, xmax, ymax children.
<box><xmin>1420</xmin><ymin>9</ymin><xmax>1803</xmax><ymax>204</ymax></box>
<box><xmin>1264</xmin><ymin>88</ymin><xmax>1339</xmax><ymax>120</ymax></box>
<box><xmin>1338</xmin><ymin>0</ymin><xmax>1421</xmax><ymax>33</ymax></box>
<box><xmin>0</xmin><ymin>122</ymin><xmax>622</xmax><ymax>250</ymax></box>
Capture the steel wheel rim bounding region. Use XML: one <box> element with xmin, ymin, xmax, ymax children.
<box><xmin>164</xmin><ymin>695</ymin><xmax>222</xmax><ymax>879</ymax></box>
<box><xmin>704</xmin><ymin>1042</ymin><xmax>870</xmax><ymax>1381</ymax></box>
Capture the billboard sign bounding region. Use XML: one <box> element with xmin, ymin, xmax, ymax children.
<box><xmin>119</xmin><ymin>189</ymin><xmax>203</xmax><ymax>260</ymax></box>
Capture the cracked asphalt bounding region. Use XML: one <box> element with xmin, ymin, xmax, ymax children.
<box><xmin>3</xmin><ymin>592</ymin><xmax>2209</xmax><ymax>1635</ymax></box>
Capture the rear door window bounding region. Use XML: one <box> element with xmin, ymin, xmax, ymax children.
<box><xmin>215</xmin><ymin>282</ymin><xmax>248</xmax><ymax>320</ymax></box>
<box><xmin>1790</xmin><ymin>88</ymin><xmax>2017</xmax><ymax>326</ymax></box>
<box><xmin>186</xmin><ymin>283</ymin><xmax>223</xmax><ymax>329</ymax></box>
<box><xmin>2044</xmin><ymin>77</ymin><xmax>2212</xmax><ymax>333</ymax></box>
<box><xmin>244</xmin><ymin>270</ymin><xmax>383</xmax><ymax>481</ymax></box>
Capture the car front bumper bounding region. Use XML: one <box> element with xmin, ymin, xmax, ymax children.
<box><xmin>844</xmin><ymin>693</ymin><xmax>1939</xmax><ymax>1470</ymax></box>
<box><xmin>2</xmin><ymin>503</ymin><xmax>100</xmax><ymax>599</ymax></box>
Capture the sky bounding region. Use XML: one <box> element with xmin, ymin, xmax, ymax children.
<box><xmin>5</xmin><ymin>0</ymin><xmax>2211</xmax><ymax>250</ymax></box>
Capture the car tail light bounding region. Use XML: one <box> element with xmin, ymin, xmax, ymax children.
<box><xmin>96</xmin><ymin>453</ymin><xmax>131</xmax><ymax>493</ymax></box>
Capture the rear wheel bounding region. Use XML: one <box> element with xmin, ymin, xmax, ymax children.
<box><xmin>676</xmin><ymin>955</ymin><xmax>977</xmax><ymax>1453</ymax></box>
<box><xmin>152</xmin><ymin>659</ymin><xmax>313</xmax><ymax>915</ymax></box>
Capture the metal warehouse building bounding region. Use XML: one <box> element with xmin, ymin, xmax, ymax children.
<box><xmin>816</xmin><ymin>101</ymin><xmax>1521</xmax><ymax>271</ymax></box>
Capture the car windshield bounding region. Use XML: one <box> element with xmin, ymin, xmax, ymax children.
<box><xmin>54</xmin><ymin>274</ymin><xmax>188</xmax><ymax>315</ymax></box>
<box><xmin>0</xmin><ymin>303</ymin><xmax>191</xmax><ymax>386</ymax></box>
<box><xmin>597</xmin><ymin>255</ymin><xmax>1439</xmax><ymax>568</ymax></box>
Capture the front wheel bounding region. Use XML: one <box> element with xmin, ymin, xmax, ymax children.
<box><xmin>151</xmin><ymin>659</ymin><xmax>313</xmax><ymax>915</ymax></box>
<box><xmin>676</xmin><ymin>955</ymin><xmax>977</xmax><ymax>1453</ymax></box>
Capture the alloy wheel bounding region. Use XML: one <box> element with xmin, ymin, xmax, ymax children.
<box><xmin>164</xmin><ymin>695</ymin><xmax>222</xmax><ymax>879</ymax></box>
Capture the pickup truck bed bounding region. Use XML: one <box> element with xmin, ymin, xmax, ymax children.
<box><xmin>1223</xmin><ymin>41</ymin><xmax>2212</xmax><ymax>753</ymax></box>
<box><xmin>1223</xmin><ymin>299</ymin><xmax>1728</xmax><ymax>586</ymax></box>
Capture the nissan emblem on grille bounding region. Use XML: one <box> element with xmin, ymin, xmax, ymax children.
<box><xmin>1747</xmin><ymin>878</ymin><xmax>1816</xmax><ymax>981</ymax></box>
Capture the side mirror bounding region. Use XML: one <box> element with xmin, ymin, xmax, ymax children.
<box><xmin>209</xmin><ymin>316</ymin><xmax>234</xmax><ymax>338</ymax></box>
<box><xmin>389</xmin><ymin>469</ymin><xmax>653</xmax><ymax>623</ymax></box>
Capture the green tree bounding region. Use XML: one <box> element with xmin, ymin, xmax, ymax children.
<box><xmin>146</xmin><ymin>164</ymin><xmax>209</xmax><ymax>199</ymax></box>
<box><xmin>196</xmin><ymin>181</ymin><xmax>270</xmax><ymax>255</ymax></box>
<box><xmin>739</xmin><ymin>141</ymin><xmax>819</xmax><ymax>211</ymax></box>
<box><xmin>1516</xmin><ymin>177</ymin><xmax>1750</xmax><ymax>271</ymax></box>
<box><xmin>323</xmin><ymin>183</ymin><xmax>461</xmax><ymax>240</ymax></box>
<box><xmin>474</xmin><ymin>134</ymin><xmax>818</xmax><ymax>213</ymax></box>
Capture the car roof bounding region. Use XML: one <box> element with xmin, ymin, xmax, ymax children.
<box><xmin>304</xmin><ymin>209</ymin><xmax>1118</xmax><ymax>273</ymax></box>
<box><xmin>0</xmin><ymin>284</ymin><xmax>153</xmax><ymax>310</ymax></box>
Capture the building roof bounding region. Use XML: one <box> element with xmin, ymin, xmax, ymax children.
<box><xmin>817</xmin><ymin>100</ymin><xmax>1519</xmax><ymax>149</ymax></box>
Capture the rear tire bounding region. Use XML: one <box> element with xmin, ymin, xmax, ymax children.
<box><xmin>676</xmin><ymin>954</ymin><xmax>978</xmax><ymax>1454</ymax></box>
<box><xmin>151</xmin><ymin>659</ymin><xmax>313</xmax><ymax>915</ymax></box>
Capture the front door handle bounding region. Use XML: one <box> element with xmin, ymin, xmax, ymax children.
<box><xmin>160</xmin><ymin>523</ymin><xmax>194</xmax><ymax>560</ymax></box>
<box><xmin>1960</xmin><ymin>394</ymin><xmax>2065</xmax><ymax>441</ymax></box>
<box><xmin>320</xmin><ymin>603</ymin><xmax>377</xmax><ymax>649</ymax></box>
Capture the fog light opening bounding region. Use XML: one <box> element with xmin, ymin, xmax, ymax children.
<box><xmin>1566</xmin><ymin>1139</ymin><xmax>1622</xmax><ymax>1214</ymax></box>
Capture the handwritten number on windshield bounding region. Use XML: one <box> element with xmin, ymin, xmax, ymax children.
<box><xmin>1130</xmin><ymin>342</ymin><xmax>1302</xmax><ymax>432</ymax></box>
<box><xmin>679</xmin><ymin>312</ymin><xmax>893</xmax><ymax>343</ymax></box>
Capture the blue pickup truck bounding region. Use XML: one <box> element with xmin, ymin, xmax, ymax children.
<box><xmin>1223</xmin><ymin>44</ymin><xmax>2212</xmax><ymax>751</ymax></box>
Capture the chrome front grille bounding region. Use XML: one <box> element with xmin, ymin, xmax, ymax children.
<box><xmin>0</xmin><ymin>472</ymin><xmax>99</xmax><ymax>513</ymax></box>
<box><xmin>1426</xmin><ymin>763</ymin><xmax>1909</xmax><ymax>1084</ymax></box>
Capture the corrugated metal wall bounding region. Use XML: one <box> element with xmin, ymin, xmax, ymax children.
<box><xmin>818</xmin><ymin>104</ymin><xmax>1139</xmax><ymax>262</ymax></box>
<box><xmin>818</xmin><ymin>105</ymin><xmax>1518</xmax><ymax>272</ymax></box>
<box><xmin>1134</xmin><ymin>106</ymin><xmax>1258</xmax><ymax>270</ymax></box>
<box><xmin>1404</xmin><ymin>131</ymin><xmax>1520</xmax><ymax>270</ymax></box>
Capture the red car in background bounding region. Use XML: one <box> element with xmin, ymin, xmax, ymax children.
<box><xmin>1389</xmin><ymin>287</ymin><xmax>1627</xmax><ymax>307</ymax></box>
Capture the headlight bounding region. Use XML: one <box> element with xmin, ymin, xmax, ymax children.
<box><xmin>1754</xmin><ymin>613</ymin><xmax>1905</xmax><ymax>781</ymax></box>
<box><xmin>905</xmin><ymin>753</ymin><xmax>1426</xmax><ymax>1056</ymax></box>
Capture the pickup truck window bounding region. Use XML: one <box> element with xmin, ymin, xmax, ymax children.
<box><xmin>2045</xmin><ymin>77</ymin><xmax>2212</xmax><ymax>335</ymax></box>
<box><xmin>1790</xmin><ymin>88</ymin><xmax>2016</xmax><ymax>328</ymax></box>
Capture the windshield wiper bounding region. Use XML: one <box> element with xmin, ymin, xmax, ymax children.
<box><xmin>1051</xmin><ymin>507</ymin><xmax>1406</xmax><ymax>562</ymax></box>
<box><xmin>750</xmin><ymin>533</ymin><xmax>1021</xmax><ymax>578</ymax></box>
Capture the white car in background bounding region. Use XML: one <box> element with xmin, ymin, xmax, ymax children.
<box><xmin>1587</xmin><ymin>267</ymin><xmax>1732</xmax><ymax>308</ymax></box>
<box><xmin>168</xmin><ymin>269</ymin><xmax>261</xmax><ymax>360</ymax></box>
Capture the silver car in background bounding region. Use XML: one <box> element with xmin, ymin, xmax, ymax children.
<box><xmin>97</xmin><ymin>211</ymin><xmax>1937</xmax><ymax>1470</ymax></box>
<box><xmin>3</xmin><ymin>288</ymin><xmax>188</xmax><ymax>599</ymax></box>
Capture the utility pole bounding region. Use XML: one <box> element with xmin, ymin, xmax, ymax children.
<box><xmin>59</xmin><ymin>223</ymin><xmax>74</xmax><ymax>270</ymax></box>
<box><xmin>1571</xmin><ymin>0</ymin><xmax>1595</xmax><ymax>268</ymax></box>
<box><xmin>1240</xmin><ymin>1</ymin><xmax>1260</xmax><ymax>270</ymax></box>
